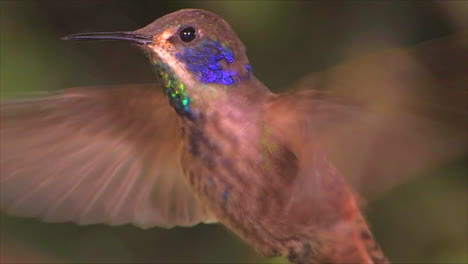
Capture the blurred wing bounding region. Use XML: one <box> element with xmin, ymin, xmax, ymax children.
<box><xmin>264</xmin><ymin>101</ymin><xmax>389</xmax><ymax>263</ymax></box>
<box><xmin>0</xmin><ymin>84</ymin><xmax>217</xmax><ymax>228</ymax></box>
<box><xmin>285</xmin><ymin>33</ymin><xmax>468</xmax><ymax>198</ymax></box>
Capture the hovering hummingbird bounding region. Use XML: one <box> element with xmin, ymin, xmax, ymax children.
<box><xmin>1</xmin><ymin>9</ymin><xmax>467</xmax><ymax>264</ymax></box>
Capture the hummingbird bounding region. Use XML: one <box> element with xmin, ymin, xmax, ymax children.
<box><xmin>1</xmin><ymin>9</ymin><xmax>466</xmax><ymax>264</ymax></box>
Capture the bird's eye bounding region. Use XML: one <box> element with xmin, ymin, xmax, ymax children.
<box><xmin>179</xmin><ymin>27</ymin><xmax>196</xmax><ymax>42</ymax></box>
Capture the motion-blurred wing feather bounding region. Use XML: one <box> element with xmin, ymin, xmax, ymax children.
<box><xmin>0</xmin><ymin>84</ymin><xmax>217</xmax><ymax>228</ymax></box>
<box><xmin>285</xmin><ymin>34</ymin><xmax>467</xmax><ymax>198</ymax></box>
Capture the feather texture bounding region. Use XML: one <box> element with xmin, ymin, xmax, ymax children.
<box><xmin>0</xmin><ymin>84</ymin><xmax>217</xmax><ymax>228</ymax></box>
<box><xmin>285</xmin><ymin>33</ymin><xmax>467</xmax><ymax>198</ymax></box>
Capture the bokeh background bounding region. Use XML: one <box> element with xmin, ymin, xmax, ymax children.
<box><xmin>0</xmin><ymin>1</ymin><xmax>466</xmax><ymax>263</ymax></box>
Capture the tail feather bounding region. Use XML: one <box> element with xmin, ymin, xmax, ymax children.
<box><xmin>319</xmin><ymin>217</ymin><xmax>389</xmax><ymax>264</ymax></box>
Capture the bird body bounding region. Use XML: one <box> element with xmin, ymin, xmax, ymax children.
<box><xmin>1</xmin><ymin>8</ymin><xmax>466</xmax><ymax>264</ymax></box>
<box><xmin>174</xmin><ymin>75</ymin><xmax>387</xmax><ymax>262</ymax></box>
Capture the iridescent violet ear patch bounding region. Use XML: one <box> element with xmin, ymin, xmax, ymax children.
<box><xmin>175</xmin><ymin>40</ymin><xmax>237</xmax><ymax>85</ymax></box>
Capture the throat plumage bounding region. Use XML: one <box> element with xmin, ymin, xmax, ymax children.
<box><xmin>153</xmin><ymin>62</ymin><xmax>192</xmax><ymax>118</ymax></box>
<box><xmin>175</xmin><ymin>39</ymin><xmax>237</xmax><ymax>85</ymax></box>
<box><xmin>151</xmin><ymin>38</ymin><xmax>253</xmax><ymax>119</ymax></box>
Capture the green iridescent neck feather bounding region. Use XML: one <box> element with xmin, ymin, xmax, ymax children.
<box><xmin>153</xmin><ymin>62</ymin><xmax>191</xmax><ymax>118</ymax></box>
<box><xmin>151</xmin><ymin>39</ymin><xmax>253</xmax><ymax>119</ymax></box>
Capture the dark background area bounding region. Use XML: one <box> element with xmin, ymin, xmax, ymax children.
<box><xmin>0</xmin><ymin>1</ymin><xmax>466</xmax><ymax>263</ymax></box>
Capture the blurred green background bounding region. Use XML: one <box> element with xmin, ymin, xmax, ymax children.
<box><xmin>0</xmin><ymin>1</ymin><xmax>466</xmax><ymax>263</ymax></box>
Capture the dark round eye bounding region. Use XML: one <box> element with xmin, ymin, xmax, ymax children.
<box><xmin>179</xmin><ymin>27</ymin><xmax>196</xmax><ymax>42</ymax></box>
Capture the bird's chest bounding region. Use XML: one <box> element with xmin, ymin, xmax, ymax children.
<box><xmin>179</xmin><ymin>119</ymin><xmax>284</xmax><ymax>254</ymax></box>
<box><xmin>179</xmin><ymin>115</ymin><xmax>262</xmax><ymax>219</ymax></box>
<box><xmin>177</xmin><ymin>112</ymin><xmax>301</xmax><ymax>257</ymax></box>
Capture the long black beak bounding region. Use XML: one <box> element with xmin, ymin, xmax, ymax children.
<box><xmin>62</xmin><ymin>31</ymin><xmax>152</xmax><ymax>45</ymax></box>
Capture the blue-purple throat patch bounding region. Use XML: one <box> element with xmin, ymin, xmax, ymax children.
<box><xmin>176</xmin><ymin>40</ymin><xmax>237</xmax><ymax>85</ymax></box>
<box><xmin>153</xmin><ymin>40</ymin><xmax>251</xmax><ymax>118</ymax></box>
